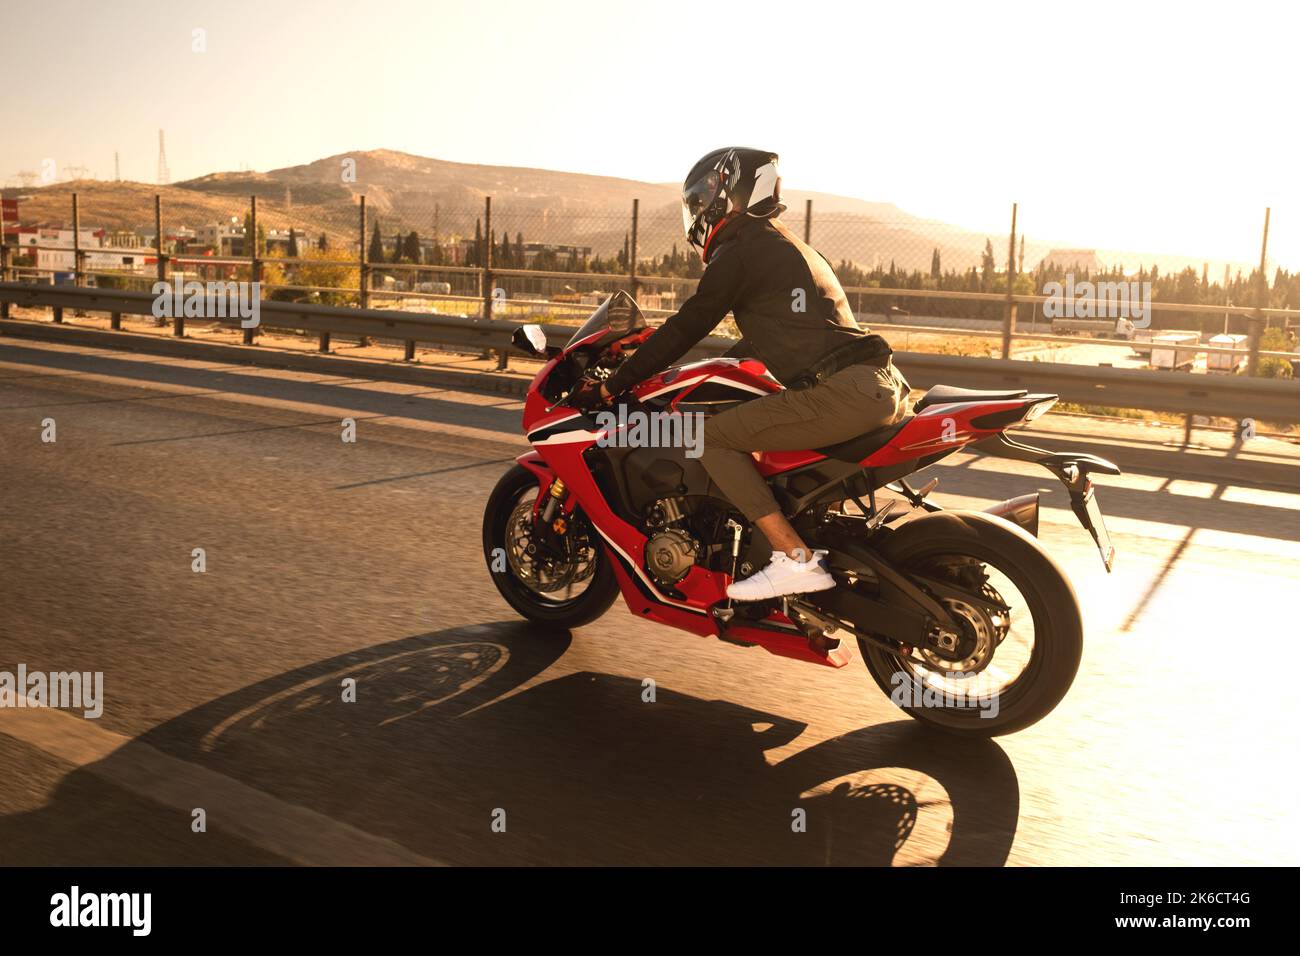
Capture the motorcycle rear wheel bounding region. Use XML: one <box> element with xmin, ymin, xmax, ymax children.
<box><xmin>851</xmin><ymin>514</ymin><xmax>1083</xmax><ymax>737</ymax></box>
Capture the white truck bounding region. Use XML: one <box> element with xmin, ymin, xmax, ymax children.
<box><xmin>1131</xmin><ymin>327</ymin><xmax>1199</xmax><ymax>357</ymax></box>
<box><xmin>1149</xmin><ymin>332</ymin><xmax>1203</xmax><ymax>371</ymax></box>
<box><xmin>1206</xmin><ymin>333</ymin><xmax>1248</xmax><ymax>375</ymax></box>
<box><xmin>1051</xmin><ymin>315</ymin><xmax>1136</xmax><ymax>339</ymax></box>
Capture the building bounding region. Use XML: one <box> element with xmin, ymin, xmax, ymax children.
<box><xmin>195</xmin><ymin>219</ymin><xmax>246</xmax><ymax>256</ymax></box>
<box><xmin>9</xmin><ymin>225</ymin><xmax>152</xmax><ymax>277</ymax></box>
<box><xmin>454</xmin><ymin>239</ymin><xmax>593</xmax><ymax>267</ymax></box>
<box><xmin>637</xmin><ymin>290</ymin><xmax>678</xmax><ymax>312</ymax></box>
<box><xmin>521</xmin><ymin>242</ymin><xmax>592</xmax><ymax>267</ymax></box>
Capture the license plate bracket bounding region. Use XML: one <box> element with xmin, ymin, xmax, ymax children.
<box><xmin>1071</xmin><ymin>485</ymin><xmax>1115</xmax><ymax>571</ymax></box>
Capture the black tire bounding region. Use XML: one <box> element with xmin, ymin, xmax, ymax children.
<box><xmin>482</xmin><ymin>464</ymin><xmax>619</xmax><ymax>628</ymax></box>
<box><xmin>853</xmin><ymin>512</ymin><xmax>1083</xmax><ymax>737</ymax></box>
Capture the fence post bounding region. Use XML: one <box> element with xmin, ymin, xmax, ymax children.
<box><xmin>153</xmin><ymin>196</ymin><xmax>180</xmax><ymax>337</ymax></box>
<box><xmin>1247</xmin><ymin>207</ymin><xmax>1270</xmax><ymax>377</ymax></box>
<box><xmin>481</xmin><ymin>196</ymin><xmax>493</xmax><ymax>322</ymax></box>
<box><xmin>154</xmin><ymin>195</ymin><xmax>170</xmax><ymax>330</ymax></box>
<box><xmin>1002</xmin><ymin>202</ymin><xmax>1018</xmax><ymax>359</ymax></box>
<box><xmin>71</xmin><ymin>193</ymin><xmax>83</xmax><ymax>292</ymax></box>
<box><xmin>155</xmin><ymin>194</ymin><xmax>167</xmax><ymax>283</ymax></box>
<box><xmin>0</xmin><ymin>196</ymin><xmax>8</xmax><ymax>319</ymax></box>
<box><xmin>481</xmin><ymin>196</ymin><xmax>506</xmax><ymax>369</ymax></box>
<box><xmin>0</xmin><ymin>223</ymin><xmax>8</xmax><ymax>316</ymax></box>
<box><xmin>356</xmin><ymin>195</ymin><xmax>371</xmax><ymax>348</ymax></box>
<box><xmin>629</xmin><ymin>198</ymin><xmax>640</xmax><ymax>303</ymax></box>
<box><xmin>804</xmin><ymin>198</ymin><xmax>812</xmax><ymax>245</ymax></box>
<box><xmin>0</xmin><ymin>199</ymin><xmax>9</xmax><ymax>300</ymax></box>
<box><xmin>244</xmin><ymin>195</ymin><xmax>259</xmax><ymax>344</ymax></box>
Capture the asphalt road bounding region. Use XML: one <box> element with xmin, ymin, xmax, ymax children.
<box><xmin>1</xmin><ymin>338</ymin><xmax>1297</xmax><ymax>866</ymax></box>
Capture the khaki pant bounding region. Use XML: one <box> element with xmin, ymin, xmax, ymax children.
<box><xmin>701</xmin><ymin>360</ymin><xmax>911</xmax><ymax>521</ymax></box>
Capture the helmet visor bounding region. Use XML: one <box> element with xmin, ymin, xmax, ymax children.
<box><xmin>681</xmin><ymin>169</ymin><xmax>721</xmax><ymax>239</ymax></box>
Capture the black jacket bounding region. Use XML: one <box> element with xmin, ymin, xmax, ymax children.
<box><xmin>605</xmin><ymin>216</ymin><xmax>867</xmax><ymax>394</ymax></box>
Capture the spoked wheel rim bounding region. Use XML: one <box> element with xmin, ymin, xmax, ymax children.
<box><xmin>879</xmin><ymin>552</ymin><xmax>1038</xmax><ymax>719</ymax></box>
<box><xmin>501</xmin><ymin>485</ymin><xmax>599</xmax><ymax>608</ymax></box>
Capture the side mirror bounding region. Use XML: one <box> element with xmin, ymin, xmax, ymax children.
<box><xmin>511</xmin><ymin>324</ymin><xmax>548</xmax><ymax>357</ymax></box>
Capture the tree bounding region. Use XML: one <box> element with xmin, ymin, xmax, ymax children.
<box><xmin>287</xmin><ymin>228</ymin><xmax>299</xmax><ymax>258</ymax></box>
<box><xmin>368</xmin><ymin>221</ymin><xmax>384</xmax><ymax>263</ymax></box>
<box><xmin>930</xmin><ymin>248</ymin><xmax>941</xmax><ymax>280</ymax></box>
<box><xmin>294</xmin><ymin>247</ymin><xmax>360</xmax><ymax>307</ymax></box>
<box><xmin>467</xmin><ymin>219</ymin><xmax>483</xmax><ymax>267</ymax></box>
<box><xmin>317</xmin><ymin>232</ymin><xmax>327</xmax><ymax>251</ymax></box>
<box><xmin>980</xmin><ymin>238</ymin><xmax>996</xmax><ymax>291</ymax></box>
<box><xmin>403</xmin><ymin>231</ymin><xmax>422</xmax><ymax>264</ymax></box>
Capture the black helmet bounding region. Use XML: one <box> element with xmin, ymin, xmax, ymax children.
<box><xmin>681</xmin><ymin>147</ymin><xmax>784</xmax><ymax>260</ymax></box>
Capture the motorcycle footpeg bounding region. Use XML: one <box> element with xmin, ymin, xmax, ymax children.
<box><xmin>786</xmin><ymin>601</ymin><xmax>843</xmax><ymax>655</ymax></box>
<box><xmin>710</xmin><ymin>604</ymin><xmax>759</xmax><ymax>647</ymax></box>
<box><xmin>806</xmin><ymin>631</ymin><xmax>841</xmax><ymax>656</ymax></box>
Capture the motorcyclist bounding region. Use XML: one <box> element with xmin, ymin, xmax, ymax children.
<box><xmin>572</xmin><ymin>147</ymin><xmax>910</xmax><ymax>601</ymax></box>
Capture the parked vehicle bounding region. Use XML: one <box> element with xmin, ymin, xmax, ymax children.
<box><xmin>1051</xmin><ymin>316</ymin><xmax>1136</xmax><ymax>339</ymax></box>
<box><xmin>1149</xmin><ymin>332</ymin><xmax>1202</xmax><ymax>371</ymax></box>
<box><xmin>1206</xmin><ymin>334</ymin><xmax>1248</xmax><ymax>374</ymax></box>
<box><xmin>483</xmin><ymin>292</ymin><xmax>1121</xmax><ymax>736</ymax></box>
<box><xmin>1131</xmin><ymin>327</ymin><xmax>1199</xmax><ymax>357</ymax></box>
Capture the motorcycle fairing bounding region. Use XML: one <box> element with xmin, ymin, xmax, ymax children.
<box><xmin>514</xmin><ymin>305</ymin><xmax>1119</xmax><ymax>667</ymax></box>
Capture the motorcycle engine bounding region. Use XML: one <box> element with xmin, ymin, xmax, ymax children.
<box><xmin>644</xmin><ymin>497</ymin><xmax>700</xmax><ymax>586</ymax></box>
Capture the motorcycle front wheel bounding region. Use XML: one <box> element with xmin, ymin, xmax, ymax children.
<box><xmin>482</xmin><ymin>464</ymin><xmax>620</xmax><ymax>628</ymax></box>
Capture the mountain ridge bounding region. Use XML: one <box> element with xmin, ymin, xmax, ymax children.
<box><xmin>5</xmin><ymin>149</ymin><xmax>1257</xmax><ymax>275</ymax></box>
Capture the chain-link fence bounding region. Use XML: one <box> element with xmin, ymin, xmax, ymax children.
<box><xmin>2</xmin><ymin>186</ymin><xmax>1297</xmax><ymax>376</ymax></box>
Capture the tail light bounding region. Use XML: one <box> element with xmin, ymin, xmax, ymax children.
<box><xmin>1022</xmin><ymin>396</ymin><xmax>1058</xmax><ymax>423</ymax></box>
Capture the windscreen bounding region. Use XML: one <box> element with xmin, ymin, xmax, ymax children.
<box><xmin>563</xmin><ymin>291</ymin><xmax>646</xmax><ymax>351</ymax></box>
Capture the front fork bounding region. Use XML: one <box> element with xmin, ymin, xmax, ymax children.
<box><xmin>532</xmin><ymin>476</ymin><xmax>574</xmax><ymax>559</ymax></box>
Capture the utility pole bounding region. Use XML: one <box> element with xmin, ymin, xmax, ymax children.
<box><xmin>156</xmin><ymin>130</ymin><xmax>170</xmax><ymax>186</ymax></box>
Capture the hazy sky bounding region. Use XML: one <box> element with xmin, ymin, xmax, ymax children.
<box><xmin>2</xmin><ymin>0</ymin><xmax>1296</xmax><ymax>266</ymax></box>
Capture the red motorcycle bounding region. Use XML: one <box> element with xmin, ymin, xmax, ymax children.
<box><xmin>483</xmin><ymin>292</ymin><xmax>1119</xmax><ymax>735</ymax></box>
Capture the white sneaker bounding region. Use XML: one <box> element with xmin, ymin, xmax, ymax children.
<box><xmin>726</xmin><ymin>549</ymin><xmax>835</xmax><ymax>601</ymax></box>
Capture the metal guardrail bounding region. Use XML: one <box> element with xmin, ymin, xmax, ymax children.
<box><xmin>2</xmin><ymin>281</ymin><xmax>1298</xmax><ymax>425</ymax></box>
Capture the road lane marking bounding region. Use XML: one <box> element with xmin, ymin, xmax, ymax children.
<box><xmin>0</xmin><ymin>706</ymin><xmax>443</xmax><ymax>866</ymax></box>
<box><xmin>0</xmin><ymin>341</ymin><xmax>528</xmax><ymax>447</ymax></box>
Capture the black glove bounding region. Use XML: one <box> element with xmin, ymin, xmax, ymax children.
<box><xmin>566</xmin><ymin>377</ymin><xmax>609</xmax><ymax>413</ymax></box>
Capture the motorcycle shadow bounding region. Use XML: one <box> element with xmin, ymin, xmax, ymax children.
<box><xmin>0</xmin><ymin>622</ymin><xmax>1019</xmax><ymax>866</ymax></box>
